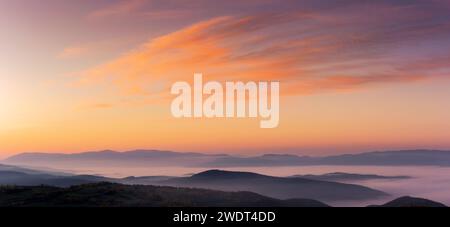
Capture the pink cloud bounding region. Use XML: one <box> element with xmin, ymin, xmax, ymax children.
<box><xmin>75</xmin><ymin>8</ymin><xmax>449</xmax><ymax>101</ymax></box>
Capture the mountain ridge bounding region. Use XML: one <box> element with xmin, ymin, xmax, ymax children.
<box><xmin>158</xmin><ymin>170</ymin><xmax>388</xmax><ymax>202</ymax></box>
<box><xmin>5</xmin><ymin>149</ymin><xmax>450</xmax><ymax>168</ymax></box>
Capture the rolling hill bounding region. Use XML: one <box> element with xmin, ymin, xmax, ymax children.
<box><xmin>156</xmin><ymin>170</ymin><xmax>388</xmax><ymax>202</ymax></box>
<box><xmin>0</xmin><ymin>167</ymin><xmax>388</xmax><ymax>203</ymax></box>
<box><xmin>369</xmin><ymin>196</ymin><xmax>446</xmax><ymax>207</ymax></box>
<box><xmin>0</xmin><ymin>182</ymin><xmax>329</xmax><ymax>207</ymax></box>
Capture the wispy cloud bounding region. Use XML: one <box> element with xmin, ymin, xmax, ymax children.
<box><xmin>76</xmin><ymin>1</ymin><xmax>450</xmax><ymax>103</ymax></box>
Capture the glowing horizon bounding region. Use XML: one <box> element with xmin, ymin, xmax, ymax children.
<box><xmin>1</xmin><ymin>0</ymin><xmax>450</xmax><ymax>158</ymax></box>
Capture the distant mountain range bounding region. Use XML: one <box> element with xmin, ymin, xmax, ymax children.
<box><xmin>0</xmin><ymin>183</ymin><xmax>444</xmax><ymax>207</ymax></box>
<box><xmin>203</xmin><ymin>150</ymin><xmax>450</xmax><ymax>167</ymax></box>
<box><xmin>4</xmin><ymin>149</ymin><xmax>450</xmax><ymax>168</ymax></box>
<box><xmin>3</xmin><ymin>150</ymin><xmax>222</xmax><ymax>168</ymax></box>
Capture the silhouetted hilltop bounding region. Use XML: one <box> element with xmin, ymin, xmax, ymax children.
<box><xmin>0</xmin><ymin>182</ymin><xmax>329</xmax><ymax>207</ymax></box>
<box><xmin>370</xmin><ymin>196</ymin><xmax>446</xmax><ymax>207</ymax></box>
<box><xmin>191</xmin><ymin>169</ymin><xmax>268</xmax><ymax>179</ymax></box>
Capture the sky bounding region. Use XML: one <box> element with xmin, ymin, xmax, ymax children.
<box><xmin>1</xmin><ymin>0</ymin><xmax>450</xmax><ymax>158</ymax></box>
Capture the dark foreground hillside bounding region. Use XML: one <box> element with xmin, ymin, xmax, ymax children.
<box><xmin>0</xmin><ymin>182</ymin><xmax>329</xmax><ymax>207</ymax></box>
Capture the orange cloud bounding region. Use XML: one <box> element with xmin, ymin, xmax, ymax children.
<box><xmin>76</xmin><ymin>12</ymin><xmax>444</xmax><ymax>103</ymax></box>
<box><xmin>284</xmin><ymin>74</ymin><xmax>427</xmax><ymax>95</ymax></box>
